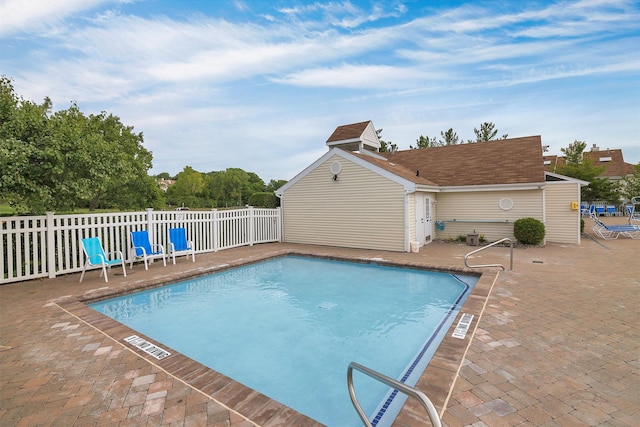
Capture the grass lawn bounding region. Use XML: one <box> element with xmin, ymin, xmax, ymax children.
<box><xmin>0</xmin><ymin>203</ymin><xmax>15</xmax><ymax>216</ymax></box>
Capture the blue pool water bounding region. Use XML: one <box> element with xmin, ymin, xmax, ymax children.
<box><xmin>90</xmin><ymin>256</ymin><xmax>477</xmax><ymax>426</ymax></box>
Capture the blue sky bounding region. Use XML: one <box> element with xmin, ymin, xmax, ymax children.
<box><xmin>1</xmin><ymin>0</ymin><xmax>639</xmax><ymax>182</ymax></box>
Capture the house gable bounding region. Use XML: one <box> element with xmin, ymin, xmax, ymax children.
<box><xmin>276</xmin><ymin>148</ymin><xmax>422</xmax><ymax>197</ymax></box>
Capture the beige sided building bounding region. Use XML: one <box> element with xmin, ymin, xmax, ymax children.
<box><xmin>277</xmin><ymin>121</ymin><xmax>587</xmax><ymax>252</ymax></box>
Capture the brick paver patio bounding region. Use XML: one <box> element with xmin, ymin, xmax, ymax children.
<box><xmin>1</xmin><ymin>216</ymin><xmax>638</xmax><ymax>426</ymax></box>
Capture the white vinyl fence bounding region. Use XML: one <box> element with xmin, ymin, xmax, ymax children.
<box><xmin>1</xmin><ymin>207</ymin><xmax>281</xmax><ymax>284</ymax></box>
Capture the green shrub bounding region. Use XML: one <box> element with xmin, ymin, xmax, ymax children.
<box><xmin>248</xmin><ymin>192</ymin><xmax>279</xmax><ymax>208</ymax></box>
<box><xmin>580</xmin><ymin>218</ymin><xmax>585</xmax><ymax>233</ymax></box>
<box><xmin>513</xmin><ymin>217</ymin><xmax>545</xmax><ymax>245</ymax></box>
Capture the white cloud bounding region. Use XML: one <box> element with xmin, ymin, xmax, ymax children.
<box><xmin>274</xmin><ymin>64</ymin><xmax>440</xmax><ymax>89</ymax></box>
<box><xmin>0</xmin><ymin>0</ymin><xmax>109</xmax><ymax>37</ymax></box>
<box><xmin>275</xmin><ymin>1</ymin><xmax>407</xmax><ymax>30</ymax></box>
<box><xmin>8</xmin><ymin>10</ymin><xmax>412</xmax><ymax>102</ymax></box>
<box><xmin>2</xmin><ymin>0</ymin><xmax>639</xmax><ymax>179</ymax></box>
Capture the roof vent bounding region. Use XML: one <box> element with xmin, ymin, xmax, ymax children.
<box><xmin>330</xmin><ymin>161</ymin><xmax>342</xmax><ymax>174</ymax></box>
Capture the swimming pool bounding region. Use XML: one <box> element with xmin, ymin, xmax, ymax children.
<box><xmin>90</xmin><ymin>255</ymin><xmax>478</xmax><ymax>425</ymax></box>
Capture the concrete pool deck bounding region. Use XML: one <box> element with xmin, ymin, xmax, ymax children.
<box><xmin>1</xmin><ymin>217</ymin><xmax>638</xmax><ymax>426</ymax></box>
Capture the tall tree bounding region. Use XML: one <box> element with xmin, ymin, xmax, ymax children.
<box><xmin>376</xmin><ymin>128</ymin><xmax>396</xmax><ymax>153</ymax></box>
<box><xmin>1</xmin><ymin>77</ymin><xmax>160</xmax><ymax>213</ymax></box>
<box><xmin>1</xmin><ymin>77</ymin><xmax>55</xmax><ymax>213</ymax></box>
<box><xmin>469</xmin><ymin>122</ymin><xmax>508</xmax><ymax>142</ymax></box>
<box><xmin>49</xmin><ymin>105</ymin><xmax>157</xmax><ymax>211</ymax></box>
<box><xmin>167</xmin><ymin>166</ymin><xmax>204</xmax><ymax>208</ymax></box>
<box><xmin>582</xmin><ymin>177</ymin><xmax>621</xmax><ymax>205</ymax></box>
<box><xmin>555</xmin><ymin>140</ymin><xmax>620</xmax><ymax>203</ymax></box>
<box><xmin>266</xmin><ymin>179</ymin><xmax>288</xmax><ymax>192</ymax></box>
<box><xmin>201</xmin><ymin>171</ymin><xmax>224</xmax><ymax>207</ymax></box>
<box><xmin>561</xmin><ymin>140</ymin><xmax>587</xmax><ymax>164</ymax></box>
<box><xmin>246</xmin><ymin>172</ymin><xmax>266</xmax><ymax>195</ymax></box>
<box><xmin>621</xmin><ymin>163</ymin><xmax>640</xmax><ymax>201</ymax></box>
<box><xmin>220</xmin><ymin>168</ymin><xmax>250</xmax><ymax>207</ymax></box>
<box><xmin>439</xmin><ymin>128</ymin><xmax>460</xmax><ymax>145</ymax></box>
<box><xmin>410</xmin><ymin>135</ymin><xmax>437</xmax><ymax>149</ymax></box>
<box><xmin>0</xmin><ymin>76</ymin><xmax>56</xmax><ymax>213</ymax></box>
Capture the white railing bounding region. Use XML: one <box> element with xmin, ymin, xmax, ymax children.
<box><xmin>1</xmin><ymin>207</ymin><xmax>281</xmax><ymax>284</ymax></box>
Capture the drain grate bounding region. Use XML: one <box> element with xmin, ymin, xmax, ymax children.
<box><xmin>124</xmin><ymin>335</ymin><xmax>171</xmax><ymax>359</ymax></box>
<box><xmin>452</xmin><ymin>313</ymin><xmax>474</xmax><ymax>339</ymax></box>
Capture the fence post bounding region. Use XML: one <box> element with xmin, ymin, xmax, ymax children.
<box><xmin>248</xmin><ymin>206</ymin><xmax>254</xmax><ymax>246</ymax></box>
<box><xmin>277</xmin><ymin>207</ymin><xmax>282</xmax><ymax>242</ymax></box>
<box><xmin>46</xmin><ymin>212</ymin><xmax>56</xmax><ymax>279</ymax></box>
<box><xmin>212</xmin><ymin>209</ymin><xmax>218</xmax><ymax>252</ymax></box>
<box><xmin>146</xmin><ymin>208</ymin><xmax>154</xmax><ymax>239</ymax></box>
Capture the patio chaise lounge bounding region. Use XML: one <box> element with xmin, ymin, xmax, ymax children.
<box><xmin>580</xmin><ymin>204</ymin><xmax>590</xmax><ymax>217</ymax></box>
<box><xmin>130</xmin><ymin>230</ymin><xmax>167</xmax><ymax>270</ymax></box>
<box><xmin>169</xmin><ymin>227</ymin><xmax>195</xmax><ymax>263</ymax></box>
<box><xmin>589</xmin><ymin>214</ymin><xmax>640</xmax><ymax>240</ymax></box>
<box><xmin>80</xmin><ymin>237</ymin><xmax>127</xmax><ymax>283</ymax></box>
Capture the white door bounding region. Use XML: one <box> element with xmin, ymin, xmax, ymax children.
<box><xmin>415</xmin><ymin>194</ymin><xmax>433</xmax><ymax>245</ymax></box>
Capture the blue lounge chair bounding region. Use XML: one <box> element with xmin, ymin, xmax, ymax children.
<box><xmin>580</xmin><ymin>204</ymin><xmax>590</xmax><ymax>217</ymax></box>
<box><xmin>590</xmin><ymin>214</ymin><xmax>640</xmax><ymax>239</ymax></box>
<box><xmin>594</xmin><ymin>206</ymin><xmax>606</xmax><ymax>216</ymax></box>
<box><xmin>169</xmin><ymin>227</ymin><xmax>195</xmax><ymax>263</ymax></box>
<box><xmin>606</xmin><ymin>206</ymin><xmax>618</xmax><ymax>216</ymax></box>
<box><xmin>80</xmin><ymin>237</ymin><xmax>127</xmax><ymax>283</ymax></box>
<box><xmin>130</xmin><ymin>230</ymin><xmax>166</xmax><ymax>270</ymax></box>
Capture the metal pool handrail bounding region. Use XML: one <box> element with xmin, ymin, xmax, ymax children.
<box><xmin>464</xmin><ymin>237</ymin><xmax>513</xmax><ymax>271</ymax></box>
<box><xmin>347</xmin><ymin>361</ymin><xmax>442</xmax><ymax>427</ymax></box>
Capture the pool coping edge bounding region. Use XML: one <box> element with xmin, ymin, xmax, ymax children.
<box><xmin>55</xmin><ymin>249</ymin><xmax>497</xmax><ymax>426</ymax></box>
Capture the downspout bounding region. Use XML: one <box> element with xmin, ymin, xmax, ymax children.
<box><xmin>404</xmin><ymin>190</ymin><xmax>411</xmax><ymax>252</ymax></box>
<box><xmin>576</xmin><ymin>183</ymin><xmax>581</xmax><ymax>245</ymax></box>
<box><xmin>541</xmin><ymin>185</ymin><xmax>546</xmax><ymax>245</ymax></box>
<box><xmin>276</xmin><ymin>192</ymin><xmax>284</xmax><ymax>243</ymax></box>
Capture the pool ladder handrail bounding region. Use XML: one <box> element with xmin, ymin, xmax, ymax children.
<box><xmin>464</xmin><ymin>237</ymin><xmax>513</xmax><ymax>271</ymax></box>
<box><xmin>347</xmin><ymin>361</ymin><xmax>442</xmax><ymax>427</ymax></box>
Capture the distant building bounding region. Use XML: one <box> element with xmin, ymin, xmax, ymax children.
<box><xmin>157</xmin><ymin>178</ymin><xmax>175</xmax><ymax>192</ymax></box>
<box><xmin>544</xmin><ymin>145</ymin><xmax>636</xmax><ymax>183</ymax></box>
